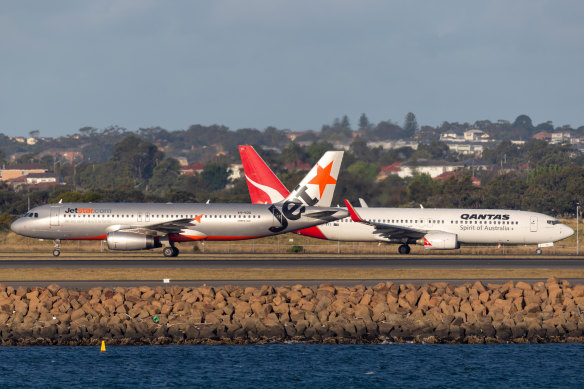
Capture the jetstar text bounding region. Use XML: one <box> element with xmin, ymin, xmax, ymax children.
<box><xmin>64</xmin><ymin>207</ymin><xmax>112</xmax><ymax>214</ymax></box>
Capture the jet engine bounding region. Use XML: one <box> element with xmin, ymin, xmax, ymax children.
<box><xmin>423</xmin><ymin>232</ymin><xmax>459</xmax><ymax>250</ymax></box>
<box><xmin>106</xmin><ymin>232</ymin><xmax>161</xmax><ymax>251</ymax></box>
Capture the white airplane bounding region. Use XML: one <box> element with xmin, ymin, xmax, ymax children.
<box><xmin>10</xmin><ymin>151</ymin><xmax>347</xmax><ymax>257</ymax></box>
<box><xmin>239</xmin><ymin>145</ymin><xmax>574</xmax><ymax>254</ymax></box>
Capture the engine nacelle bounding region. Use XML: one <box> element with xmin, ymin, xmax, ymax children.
<box><xmin>106</xmin><ymin>232</ymin><xmax>161</xmax><ymax>251</ymax></box>
<box><xmin>423</xmin><ymin>232</ymin><xmax>459</xmax><ymax>250</ymax></box>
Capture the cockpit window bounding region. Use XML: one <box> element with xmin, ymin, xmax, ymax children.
<box><xmin>547</xmin><ymin>219</ymin><xmax>560</xmax><ymax>225</ymax></box>
<box><xmin>34</xmin><ymin>213</ymin><xmax>39</xmax><ymax>218</ymax></box>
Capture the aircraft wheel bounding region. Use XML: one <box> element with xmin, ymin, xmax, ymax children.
<box><xmin>52</xmin><ymin>249</ymin><xmax>61</xmax><ymax>257</ymax></box>
<box><xmin>398</xmin><ymin>245</ymin><xmax>411</xmax><ymax>255</ymax></box>
<box><xmin>163</xmin><ymin>247</ymin><xmax>175</xmax><ymax>257</ymax></box>
<box><xmin>172</xmin><ymin>247</ymin><xmax>180</xmax><ymax>257</ymax></box>
<box><xmin>536</xmin><ymin>248</ymin><xmax>542</xmax><ymax>255</ymax></box>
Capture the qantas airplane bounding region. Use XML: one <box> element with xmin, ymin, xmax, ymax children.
<box><xmin>10</xmin><ymin>151</ymin><xmax>347</xmax><ymax>257</ymax></box>
<box><xmin>239</xmin><ymin>145</ymin><xmax>574</xmax><ymax>254</ymax></box>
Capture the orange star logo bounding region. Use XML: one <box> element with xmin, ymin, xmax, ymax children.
<box><xmin>307</xmin><ymin>161</ymin><xmax>337</xmax><ymax>198</ymax></box>
<box><xmin>193</xmin><ymin>214</ymin><xmax>203</xmax><ymax>223</ymax></box>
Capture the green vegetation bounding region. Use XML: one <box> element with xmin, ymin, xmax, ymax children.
<box><xmin>2</xmin><ymin>114</ymin><xmax>584</xmax><ymax>233</ymax></box>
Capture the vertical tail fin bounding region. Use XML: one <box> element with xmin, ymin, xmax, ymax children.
<box><xmin>282</xmin><ymin>151</ymin><xmax>343</xmax><ymax>207</ymax></box>
<box><xmin>238</xmin><ymin>145</ymin><xmax>290</xmax><ymax>204</ymax></box>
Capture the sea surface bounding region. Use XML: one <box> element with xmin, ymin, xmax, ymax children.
<box><xmin>0</xmin><ymin>343</ymin><xmax>582</xmax><ymax>388</ymax></box>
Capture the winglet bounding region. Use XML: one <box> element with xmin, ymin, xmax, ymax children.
<box><xmin>344</xmin><ymin>199</ymin><xmax>364</xmax><ymax>222</ymax></box>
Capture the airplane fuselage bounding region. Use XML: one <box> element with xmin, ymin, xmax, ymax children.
<box><xmin>11</xmin><ymin>202</ymin><xmax>347</xmax><ymax>241</ymax></box>
<box><xmin>305</xmin><ymin>208</ymin><xmax>573</xmax><ymax>245</ymax></box>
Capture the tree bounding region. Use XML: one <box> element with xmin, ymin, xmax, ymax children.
<box><xmin>282</xmin><ymin>142</ymin><xmax>307</xmax><ymax>166</ymax></box>
<box><xmin>358</xmin><ymin>113</ymin><xmax>371</xmax><ymax>131</ymax></box>
<box><xmin>149</xmin><ymin>158</ymin><xmax>180</xmax><ymax>195</ymax></box>
<box><xmin>112</xmin><ymin>136</ymin><xmax>163</xmax><ymax>182</ymax></box>
<box><xmin>347</xmin><ymin>161</ymin><xmax>380</xmax><ymax>182</ymax></box>
<box><xmin>341</xmin><ymin>115</ymin><xmax>351</xmax><ymax>130</ymax></box>
<box><xmin>29</xmin><ymin>130</ymin><xmax>40</xmax><ymax>138</ymax></box>
<box><xmin>202</xmin><ymin>163</ymin><xmax>230</xmax><ymax>191</ymax></box>
<box><xmin>407</xmin><ymin>174</ymin><xmax>436</xmax><ymax>205</ymax></box>
<box><xmin>403</xmin><ymin>112</ymin><xmax>418</xmax><ymax>138</ymax></box>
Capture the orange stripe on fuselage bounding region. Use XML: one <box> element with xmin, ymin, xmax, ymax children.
<box><xmin>169</xmin><ymin>234</ymin><xmax>263</xmax><ymax>242</ymax></box>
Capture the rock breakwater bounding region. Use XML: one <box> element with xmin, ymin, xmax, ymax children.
<box><xmin>1</xmin><ymin>278</ymin><xmax>584</xmax><ymax>345</ymax></box>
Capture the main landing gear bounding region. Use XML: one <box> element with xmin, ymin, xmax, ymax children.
<box><xmin>398</xmin><ymin>244</ymin><xmax>411</xmax><ymax>255</ymax></box>
<box><xmin>52</xmin><ymin>239</ymin><xmax>61</xmax><ymax>257</ymax></box>
<box><xmin>163</xmin><ymin>246</ymin><xmax>180</xmax><ymax>257</ymax></box>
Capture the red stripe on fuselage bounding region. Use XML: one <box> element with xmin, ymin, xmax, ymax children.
<box><xmin>295</xmin><ymin>226</ymin><xmax>328</xmax><ymax>240</ymax></box>
<box><xmin>69</xmin><ymin>235</ymin><xmax>107</xmax><ymax>240</ymax></box>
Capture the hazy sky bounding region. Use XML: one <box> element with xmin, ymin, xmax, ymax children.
<box><xmin>1</xmin><ymin>0</ymin><xmax>583</xmax><ymax>137</ymax></box>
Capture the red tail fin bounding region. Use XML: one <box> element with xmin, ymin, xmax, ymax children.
<box><xmin>238</xmin><ymin>145</ymin><xmax>290</xmax><ymax>204</ymax></box>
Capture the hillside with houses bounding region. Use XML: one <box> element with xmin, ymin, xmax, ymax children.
<box><xmin>1</xmin><ymin>113</ymin><xmax>584</xmax><ymax>229</ymax></box>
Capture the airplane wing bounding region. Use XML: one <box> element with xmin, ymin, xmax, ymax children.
<box><xmin>303</xmin><ymin>209</ymin><xmax>346</xmax><ymax>220</ymax></box>
<box><xmin>344</xmin><ymin>199</ymin><xmax>427</xmax><ymax>241</ymax></box>
<box><xmin>117</xmin><ymin>218</ymin><xmax>198</xmax><ymax>236</ymax></box>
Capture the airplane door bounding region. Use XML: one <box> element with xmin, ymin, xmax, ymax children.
<box><xmin>137</xmin><ymin>213</ymin><xmax>143</xmax><ymax>222</ymax></box>
<box><xmin>145</xmin><ymin>212</ymin><xmax>150</xmax><ymax>222</ymax></box>
<box><xmin>50</xmin><ymin>206</ymin><xmax>60</xmax><ymax>226</ymax></box>
<box><xmin>530</xmin><ymin>216</ymin><xmax>538</xmax><ymax>232</ymax></box>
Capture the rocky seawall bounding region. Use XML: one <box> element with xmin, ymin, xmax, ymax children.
<box><xmin>1</xmin><ymin>278</ymin><xmax>584</xmax><ymax>345</ymax></box>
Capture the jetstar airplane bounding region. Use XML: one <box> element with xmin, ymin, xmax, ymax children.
<box><xmin>10</xmin><ymin>151</ymin><xmax>347</xmax><ymax>257</ymax></box>
<box><xmin>239</xmin><ymin>145</ymin><xmax>574</xmax><ymax>254</ymax></box>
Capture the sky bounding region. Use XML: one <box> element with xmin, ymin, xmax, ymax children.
<box><xmin>1</xmin><ymin>0</ymin><xmax>583</xmax><ymax>138</ymax></box>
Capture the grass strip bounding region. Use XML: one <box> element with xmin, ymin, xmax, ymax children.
<box><xmin>1</xmin><ymin>268</ymin><xmax>583</xmax><ymax>281</ymax></box>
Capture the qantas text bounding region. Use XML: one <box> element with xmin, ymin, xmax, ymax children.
<box><xmin>460</xmin><ymin>214</ymin><xmax>510</xmax><ymax>220</ymax></box>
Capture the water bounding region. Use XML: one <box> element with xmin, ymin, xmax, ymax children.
<box><xmin>0</xmin><ymin>343</ymin><xmax>583</xmax><ymax>388</ymax></box>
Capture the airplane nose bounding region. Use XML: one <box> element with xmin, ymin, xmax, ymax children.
<box><xmin>10</xmin><ymin>219</ymin><xmax>25</xmax><ymax>235</ymax></box>
<box><xmin>562</xmin><ymin>225</ymin><xmax>575</xmax><ymax>239</ymax></box>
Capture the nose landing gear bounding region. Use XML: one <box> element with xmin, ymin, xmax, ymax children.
<box><xmin>52</xmin><ymin>240</ymin><xmax>61</xmax><ymax>257</ymax></box>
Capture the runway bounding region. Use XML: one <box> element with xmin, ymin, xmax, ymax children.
<box><xmin>0</xmin><ymin>253</ymin><xmax>583</xmax><ymax>288</ymax></box>
<box><xmin>1</xmin><ymin>255</ymin><xmax>584</xmax><ymax>269</ymax></box>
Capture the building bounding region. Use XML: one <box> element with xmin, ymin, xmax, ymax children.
<box><xmin>532</xmin><ymin>131</ymin><xmax>552</xmax><ymax>141</ymax></box>
<box><xmin>380</xmin><ymin>160</ymin><xmax>465</xmax><ymax>179</ymax></box>
<box><xmin>434</xmin><ymin>171</ymin><xmax>481</xmax><ymax>187</ymax></box>
<box><xmin>25</xmin><ymin>173</ymin><xmax>59</xmax><ymax>185</ymax></box>
<box><xmin>551</xmin><ymin>132</ymin><xmax>571</xmax><ymax>144</ymax></box>
<box><xmin>0</xmin><ymin>164</ymin><xmax>47</xmax><ymax>181</ymax></box>
<box><xmin>180</xmin><ymin>163</ymin><xmax>205</xmax><ymax>176</ymax></box>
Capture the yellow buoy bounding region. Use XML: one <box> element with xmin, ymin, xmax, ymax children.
<box><xmin>100</xmin><ymin>340</ymin><xmax>106</xmax><ymax>352</ymax></box>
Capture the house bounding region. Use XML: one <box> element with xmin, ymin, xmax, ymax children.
<box><xmin>439</xmin><ymin>131</ymin><xmax>461</xmax><ymax>142</ymax></box>
<box><xmin>366</xmin><ymin>140</ymin><xmax>418</xmax><ymax>150</ymax></box>
<box><xmin>380</xmin><ymin>160</ymin><xmax>465</xmax><ymax>179</ymax></box>
<box><xmin>376</xmin><ymin>162</ymin><xmax>402</xmax><ymax>181</ymax></box>
<box><xmin>284</xmin><ymin>161</ymin><xmax>311</xmax><ymax>171</ymax></box>
<box><xmin>175</xmin><ymin>157</ymin><xmax>189</xmax><ymax>167</ymax></box>
<box><xmin>180</xmin><ymin>163</ymin><xmax>205</xmax><ymax>176</ymax></box>
<box><xmin>0</xmin><ymin>164</ymin><xmax>47</xmax><ymax>181</ymax></box>
<box><xmin>26</xmin><ymin>173</ymin><xmax>59</xmax><ymax>185</ymax></box>
<box><xmin>5</xmin><ymin>172</ymin><xmax>60</xmax><ymax>189</ymax></box>
<box><xmin>532</xmin><ymin>131</ymin><xmax>552</xmax><ymax>141</ymax></box>
<box><xmin>446</xmin><ymin>143</ymin><xmax>484</xmax><ymax>156</ymax></box>
<box><xmin>551</xmin><ymin>132</ymin><xmax>571</xmax><ymax>144</ymax></box>
<box><xmin>463</xmin><ymin>129</ymin><xmax>489</xmax><ymax>142</ymax></box>
<box><xmin>228</xmin><ymin>164</ymin><xmax>243</xmax><ymax>181</ymax></box>
<box><xmin>434</xmin><ymin>171</ymin><xmax>481</xmax><ymax>187</ymax></box>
